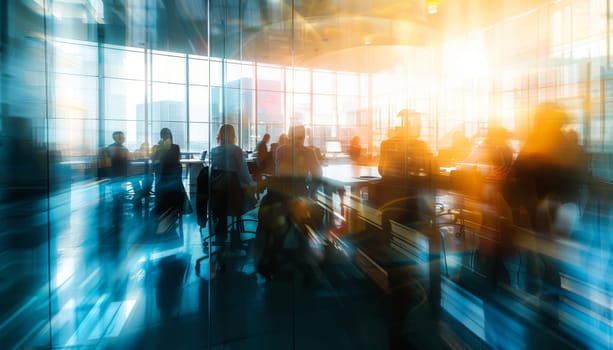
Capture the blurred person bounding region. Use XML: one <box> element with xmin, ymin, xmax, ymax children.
<box><xmin>269</xmin><ymin>133</ymin><xmax>288</xmax><ymax>161</ymax></box>
<box><xmin>378</xmin><ymin>109</ymin><xmax>432</xmax><ymax>179</ymax></box>
<box><xmin>375</xmin><ymin>109</ymin><xmax>434</xmax><ymax>223</ymax></box>
<box><xmin>275</xmin><ymin>125</ymin><xmax>323</xmax><ymax>197</ymax></box>
<box><xmin>255</xmin><ymin>133</ymin><xmax>272</xmax><ymax>174</ymax></box>
<box><xmin>507</xmin><ymin>102</ymin><xmax>586</xmax><ymax>232</ymax></box>
<box><xmin>452</xmin><ymin>130</ymin><xmax>472</xmax><ymax>161</ymax></box>
<box><xmin>135</xmin><ymin>141</ymin><xmax>150</xmax><ymax>159</ymax></box>
<box><xmin>258</xmin><ymin>125</ymin><xmax>323</xmax><ymax>283</ymax></box>
<box><xmin>438</xmin><ymin>130</ymin><xmax>472</xmax><ymax>167</ymax></box>
<box><xmin>151</xmin><ymin>128</ymin><xmax>189</xmax><ymax>225</ymax></box>
<box><xmin>107</xmin><ymin>131</ymin><xmax>130</xmax><ymax>232</ymax></box>
<box><xmin>210</xmin><ymin>124</ymin><xmax>257</xmax><ymax>243</ymax></box>
<box><xmin>349</xmin><ymin>136</ymin><xmax>362</xmax><ymax>164</ymax></box>
<box><xmin>461</xmin><ymin>126</ymin><xmax>515</xmax><ymax>297</ymax></box>
<box><xmin>505</xmin><ymin>102</ymin><xmax>589</xmax><ymax>327</ymax></box>
<box><xmin>376</xmin><ymin>111</ymin><xmax>436</xmax><ymax>349</ymax></box>
<box><xmin>132</xmin><ymin>141</ymin><xmax>152</xmax><ymax>207</ymax></box>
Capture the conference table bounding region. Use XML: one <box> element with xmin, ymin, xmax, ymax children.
<box><xmin>321</xmin><ymin>163</ymin><xmax>381</xmax><ymax>197</ymax></box>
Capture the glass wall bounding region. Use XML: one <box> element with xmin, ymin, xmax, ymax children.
<box><xmin>1</xmin><ymin>0</ymin><xmax>613</xmax><ymax>348</ymax></box>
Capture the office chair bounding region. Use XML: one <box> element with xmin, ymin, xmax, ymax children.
<box><xmin>195</xmin><ymin>167</ymin><xmax>258</xmax><ymax>275</ymax></box>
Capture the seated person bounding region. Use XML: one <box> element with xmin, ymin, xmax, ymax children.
<box><xmin>378</xmin><ymin>109</ymin><xmax>432</xmax><ymax>181</ymax></box>
<box><xmin>210</xmin><ymin>124</ymin><xmax>257</xmax><ymax>242</ymax></box>
<box><xmin>375</xmin><ymin>109</ymin><xmax>434</xmax><ymax>228</ymax></box>
<box><xmin>256</xmin><ymin>133</ymin><xmax>272</xmax><ymax>174</ymax></box>
<box><xmin>151</xmin><ymin>128</ymin><xmax>186</xmax><ymax>218</ymax></box>
<box><xmin>275</xmin><ymin>125</ymin><xmax>323</xmax><ymax>198</ymax></box>
<box><xmin>437</xmin><ymin>130</ymin><xmax>472</xmax><ymax>167</ymax></box>
<box><xmin>349</xmin><ymin>136</ymin><xmax>362</xmax><ymax>164</ymax></box>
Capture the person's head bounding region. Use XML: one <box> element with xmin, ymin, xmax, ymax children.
<box><xmin>486</xmin><ymin>126</ymin><xmax>510</xmax><ymax>144</ymax></box>
<box><xmin>112</xmin><ymin>131</ymin><xmax>125</xmax><ymax>144</ymax></box>
<box><xmin>262</xmin><ymin>133</ymin><xmax>271</xmax><ymax>143</ymax></box>
<box><xmin>534</xmin><ymin>102</ymin><xmax>568</xmax><ymax>132</ymax></box>
<box><xmin>216</xmin><ymin>124</ymin><xmax>237</xmax><ymax>145</ymax></box>
<box><xmin>351</xmin><ymin>136</ymin><xmax>360</xmax><ymax>146</ymax></box>
<box><xmin>278</xmin><ymin>133</ymin><xmax>288</xmax><ymax>145</ymax></box>
<box><xmin>288</xmin><ymin>125</ymin><xmax>306</xmax><ymax>145</ymax></box>
<box><xmin>160</xmin><ymin>128</ymin><xmax>173</xmax><ymax>144</ymax></box>
<box><xmin>566</xmin><ymin>129</ymin><xmax>580</xmax><ymax>145</ymax></box>
<box><xmin>396</xmin><ymin>109</ymin><xmax>421</xmax><ymax>139</ymax></box>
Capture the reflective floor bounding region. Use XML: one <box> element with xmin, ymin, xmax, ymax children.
<box><xmin>4</xmin><ymin>177</ymin><xmax>599</xmax><ymax>349</ymax></box>
<box><xmin>2</xmin><ymin>181</ymin><xmax>402</xmax><ymax>350</ymax></box>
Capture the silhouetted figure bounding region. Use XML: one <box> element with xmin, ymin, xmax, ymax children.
<box><xmin>256</xmin><ymin>133</ymin><xmax>272</xmax><ymax>174</ymax></box>
<box><xmin>375</xmin><ymin>109</ymin><xmax>434</xmax><ymax>225</ymax></box>
<box><xmin>275</xmin><ymin>125</ymin><xmax>323</xmax><ymax>197</ymax></box>
<box><xmin>269</xmin><ymin>133</ymin><xmax>288</xmax><ymax>163</ymax></box>
<box><xmin>107</xmin><ymin>131</ymin><xmax>130</xmax><ymax>232</ymax></box>
<box><xmin>509</xmin><ymin>103</ymin><xmax>585</xmax><ymax>231</ymax></box>
<box><xmin>378</xmin><ymin>110</ymin><xmax>431</xmax><ymax>180</ymax></box>
<box><xmin>151</xmin><ymin>128</ymin><xmax>187</xmax><ymax>221</ymax></box>
<box><xmin>463</xmin><ymin>127</ymin><xmax>515</xmax><ymax>297</ymax></box>
<box><xmin>258</xmin><ymin>125</ymin><xmax>324</xmax><ymax>282</ymax></box>
<box><xmin>505</xmin><ymin>102</ymin><xmax>588</xmax><ymax>329</ymax></box>
<box><xmin>133</xmin><ymin>141</ymin><xmax>153</xmax><ymax>206</ymax></box>
<box><xmin>210</xmin><ymin>124</ymin><xmax>257</xmax><ymax>243</ymax></box>
<box><xmin>349</xmin><ymin>136</ymin><xmax>362</xmax><ymax>164</ymax></box>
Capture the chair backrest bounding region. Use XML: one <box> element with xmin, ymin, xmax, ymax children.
<box><xmin>210</xmin><ymin>169</ymin><xmax>244</xmax><ymax>217</ymax></box>
<box><xmin>196</xmin><ymin>166</ymin><xmax>209</xmax><ymax>227</ymax></box>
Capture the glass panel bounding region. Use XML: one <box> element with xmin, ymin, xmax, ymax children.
<box><xmin>152</xmin><ymin>52</ymin><xmax>186</xmax><ymax>84</ymax></box>
<box><xmin>338</xmin><ymin>95</ymin><xmax>360</xmax><ymax>125</ymax></box>
<box><xmin>210</xmin><ymin>58</ymin><xmax>223</xmax><ymax>87</ymax></box>
<box><xmin>257</xmin><ymin>90</ymin><xmax>284</xmax><ymax>124</ymax></box>
<box><xmin>286</xmin><ymin>93</ymin><xmax>310</xmax><ymax>126</ymax></box>
<box><xmin>54</xmin><ymin>40</ymin><xmax>98</xmax><ymax>76</ymax></box>
<box><xmin>189</xmin><ymin>56</ymin><xmax>210</xmax><ymax>85</ymax></box>
<box><xmin>286</xmin><ymin>67</ymin><xmax>311</xmax><ymax>93</ymax></box>
<box><xmin>189</xmin><ymin>86</ymin><xmax>210</xmax><ymax>123</ymax></box>
<box><xmin>104</xmin><ymin>47</ymin><xmax>145</xmax><ymax>80</ymax></box>
<box><xmin>313</xmin><ymin>94</ymin><xmax>336</xmax><ymax>125</ymax></box>
<box><xmin>313</xmin><ymin>70</ymin><xmax>336</xmax><ymax>94</ymax></box>
<box><xmin>104</xmin><ymin>79</ymin><xmax>145</xmax><ymax>119</ymax></box>
<box><xmin>226</xmin><ymin>61</ymin><xmax>254</xmax><ymax>87</ymax></box>
<box><xmin>256</xmin><ymin>64</ymin><xmax>283</xmax><ymax>90</ymax></box>
<box><xmin>151</xmin><ymin>82</ymin><xmax>186</xmax><ymax>148</ymax></box>
<box><xmin>54</xmin><ymin>74</ymin><xmax>98</xmax><ymax>119</ymax></box>
<box><xmin>337</xmin><ymin>72</ymin><xmax>359</xmax><ymax>95</ymax></box>
<box><xmin>188</xmin><ymin>122</ymin><xmax>211</xmax><ymax>154</ymax></box>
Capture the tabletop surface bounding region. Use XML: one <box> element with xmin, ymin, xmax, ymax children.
<box><xmin>321</xmin><ymin>164</ymin><xmax>381</xmax><ymax>186</ymax></box>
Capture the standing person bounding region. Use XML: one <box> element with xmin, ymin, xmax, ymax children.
<box><xmin>256</xmin><ymin>133</ymin><xmax>271</xmax><ymax>174</ymax></box>
<box><xmin>107</xmin><ymin>131</ymin><xmax>130</xmax><ymax>232</ymax></box>
<box><xmin>108</xmin><ymin>131</ymin><xmax>130</xmax><ymax>179</ymax></box>
<box><xmin>505</xmin><ymin>102</ymin><xmax>588</xmax><ymax>329</ymax></box>
<box><xmin>210</xmin><ymin>124</ymin><xmax>257</xmax><ymax>243</ymax></box>
<box><xmin>151</xmin><ymin>128</ymin><xmax>187</xmax><ymax>220</ymax></box>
